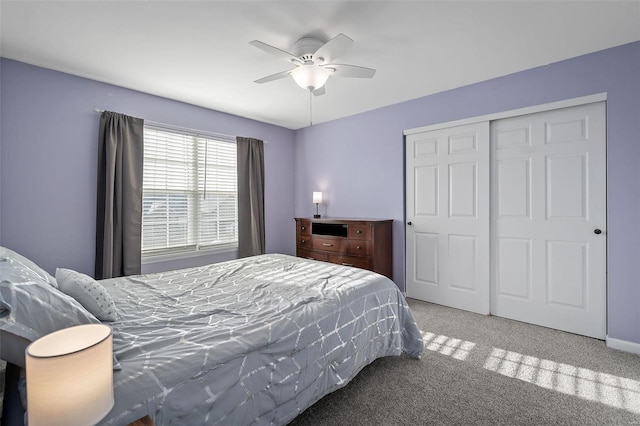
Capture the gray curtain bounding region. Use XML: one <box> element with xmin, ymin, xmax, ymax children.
<box><xmin>95</xmin><ymin>111</ymin><xmax>144</xmax><ymax>279</ymax></box>
<box><xmin>236</xmin><ymin>137</ymin><xmax>265</xmax><ymax>257</ymax></box>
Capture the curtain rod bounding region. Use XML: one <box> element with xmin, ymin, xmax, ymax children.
<box><xmin>93</xmin><ymin>108</ymin><xmax>267</xmax><ymax>144</ymax></box>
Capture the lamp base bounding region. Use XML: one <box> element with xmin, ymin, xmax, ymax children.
<box><xmin>313</xmin><ymin>214</ymin><xmax>321</xmax><ymax>219</ymax></box>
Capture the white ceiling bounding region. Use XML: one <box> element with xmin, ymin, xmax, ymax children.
<box><xmin>1</xmin><ymin>1</ymin><xmax>639</xmax><ymax>130</ymax></box>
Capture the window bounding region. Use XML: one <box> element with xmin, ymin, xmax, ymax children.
<box><xmin>142</xmin><ymin>125</ymin><xmax>237</xmax><ymax>258</ymax></box>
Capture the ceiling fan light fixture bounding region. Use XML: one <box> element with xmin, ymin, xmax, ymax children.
<box><xmin>292</xmin><ymin>64</ymin><xmax>329</xmax><ymax>91</ymax></box>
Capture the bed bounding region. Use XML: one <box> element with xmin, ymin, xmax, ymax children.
<box><xmin>1</xmin><ymin>250</ymin><xmax>423</xmax><ymax>425</ymax></box>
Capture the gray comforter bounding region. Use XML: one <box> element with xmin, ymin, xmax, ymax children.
<box><xmin>99</xmin><ymin>254</ymin><xmax>423</xmax><ymax>425</ymax></box>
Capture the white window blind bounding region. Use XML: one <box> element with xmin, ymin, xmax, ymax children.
<box><xmin>142</xmin><ymin>125</ymin><xmax>238</xmax><ymax>258</ymax></box>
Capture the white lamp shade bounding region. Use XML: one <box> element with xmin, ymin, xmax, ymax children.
<box><xmin>26</xmin><ymin>324</ymin><xmax>114</xmax><ymax>426</ymax></box>
<box><xmin>313</xmin><ymin>191</ymin><xmax>323</xmax><ymax>204</ymax></box>
<box><xmin>292</xmin><ymin>64</ymin><xmax>329</xmax><ymax>91</ymax></box>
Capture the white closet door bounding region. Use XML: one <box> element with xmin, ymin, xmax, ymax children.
<box><xmin>406</xmin><ymin>123</ymin><xmax>490</xmax><ymax>314</ymax></box>
<box><xmin>491</xmin><ymin>102</ymin><xmax>606</xmax><ymax>339</ymax></box>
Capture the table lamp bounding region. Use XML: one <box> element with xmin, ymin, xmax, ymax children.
<box><xmin>26</xmin><ymin>324</ymin><xmax>114</xmax><ymax>426</ymax></box>
<box><xmin>313</xmin><ymin>191</ymin><xmax>323</xmax><ymax>218</ymax></box>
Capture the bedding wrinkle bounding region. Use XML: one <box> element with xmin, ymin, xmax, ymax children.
<box><xmin>97</xmin><ymin>254</ymin><xmax>422</xmax><ymax>425</ymax></box>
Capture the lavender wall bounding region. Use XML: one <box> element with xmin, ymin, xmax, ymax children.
<box><xmin>2</xmin><ymin>43</ymin><xmax>638</xmax><ymax>344</ymax></box>
<box><xmin>295</xmin><ymin>42</ymin><xmax>640</xmax><ymax>344</ymax></box>
<box><xmin>0</xmin><ymin>59</ymin><xmax>296</xmax><ymax>276</ymax></box>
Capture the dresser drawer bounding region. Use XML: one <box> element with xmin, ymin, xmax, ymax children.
<box><xmin>298</xmin><ymin>220</ymin><xmax>311</xmax><ymax>236</ymax></box>
<box><xmin>298</xmin><ymin>248</ymin><xmax>329</xmax><ymax>262</ymax></box>
<box><xmin>348</xmin><ymin>224</ymin><xmax>371</xmax><ymax>240</ymax></box>
<box><xmin>297</xmin><ymin>235</ymin><xmax>312</xmax><ymax>248</ymax></box>
<box><xmin>329</xmin><ymin>255</ymin><xmax>371</xmax><ymax>270</ymax></box>
<box><xmin>347</xmin><ymin>240</ymin><xmax>371</xmax><ymax>256</ymax></box>
<box><xmin>311</xmin><ymin>237</ymin><xmax>346</xmax><ymax>253</ymax></box>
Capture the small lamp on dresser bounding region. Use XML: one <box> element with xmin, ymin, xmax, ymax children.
<box><xmin>313</xmin><ymin>191</ymin><xmax>323</xmax><ymax>218</ymax></box>
<box><xmin>25</xmin><ymin>324</ymin><xmax>114</xmax><ymax>426</ymax></box>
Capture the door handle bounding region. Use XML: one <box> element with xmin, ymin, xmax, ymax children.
<box><xmin>594</xmin><ymin>229</ymin><xmax>602</xmax><ymax>235</ymax></box>
<box><xmin>407</xmin><ymin>221</ymin><xmax>412</xmax><ymax>226</ymax></box>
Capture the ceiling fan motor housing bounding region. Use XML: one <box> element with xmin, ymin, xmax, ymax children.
<box><xmin>293</xmin><ymin>37</ymin><xmax>325</xmax><ymax>62</ymax></box>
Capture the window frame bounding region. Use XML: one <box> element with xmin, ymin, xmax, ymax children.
<box><xmin>141</xmin><ymin>123</ymin><xmax>238</xmax><ymax>262</ymax></box>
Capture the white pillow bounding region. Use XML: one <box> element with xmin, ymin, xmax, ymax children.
<box><xmin>55</xmin><ymin>268</ymin><xmax>117</xmax><ymax>321</ymax></box>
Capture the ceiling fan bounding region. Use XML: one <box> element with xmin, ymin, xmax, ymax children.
<box><xmin>250</xmin><ymin>33</ymin><xmax>376</xmax><ymax>96</ymax></box>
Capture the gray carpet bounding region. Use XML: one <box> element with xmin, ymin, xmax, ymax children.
<box><xmin>291</xmin><ymin>299</ymin><xmax>640</xmax><ymax>425</ymax></box>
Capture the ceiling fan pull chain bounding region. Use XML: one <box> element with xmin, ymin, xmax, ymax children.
<box><xmin>309</xmin><ymin>90</ymin><xmax>313</xmax><ymax>127</ymax></box>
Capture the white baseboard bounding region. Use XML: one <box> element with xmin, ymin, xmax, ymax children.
<box><xmin>606</xmin><ymin>336</ymin><xmax>640</xmax><ymax>355</ymax></box>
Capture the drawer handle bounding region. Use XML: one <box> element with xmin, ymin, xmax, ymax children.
<box><xmin>301</xmin><ymin>226</ymin><xmax>306</xmax><ymax>230</ymax></box>
<box><xmin>356</xmin><ymin>230</ymin><xmax>362</xmax><ymax>234</ymax></box>
<box><xmin>322</xmin><ymin>243</ymin><xmax>333</xmax><ymax>247</ymax></box>
<box><xmin>341</xmin><ymin>263</ymin><xmax>353</xmax><ymax>267</ymax></box>
<box><xmin>307</xmin><ymin>257</ymin><xmax>315</xmax><ymax>260</ymax></box>
<box><xmin>301</xmin><ymin>240</ymin><xmax>306</xmax><ymax>243</ymax></box>
<box><xmin>356</xmin><ymin>246</ymin><xmax>361</xmax><ymax>250</ymax></box>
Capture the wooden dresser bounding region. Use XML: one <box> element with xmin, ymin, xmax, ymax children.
<box><xmin>295</xmin><ymin>218</ymin><xmax>393</xmax><ymax>278</ymax></box>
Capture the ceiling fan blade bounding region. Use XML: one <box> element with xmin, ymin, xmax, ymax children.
<box><xmin>312</xmin><ymin>86</ymin><xmax>326</xmax><ymax>97</ymax></box>
<box><xmin>324</xmin><ymin>64</ymin><xmax>376</xmax><ymax>78</ymax></box>
<box><xmin>313</xmin><ymin>33</ymin><xmax>353</xmax><ymax>63</ymax></box>
<box><xmin>254</xmin><ymin>69</ymin><xmax>294</xmax><ymax>84</ymax></box>
<box><xmin>249</xmin><ymin>40</ymin><xmax>303</xmax><ymax>65</ymax></box>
